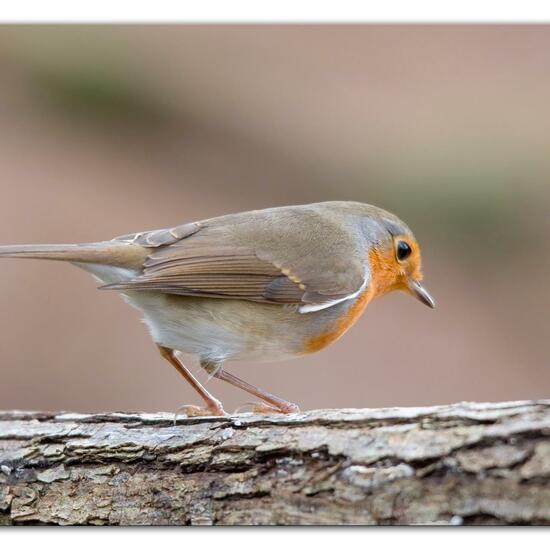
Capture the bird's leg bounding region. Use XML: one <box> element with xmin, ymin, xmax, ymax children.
<box><xmin>157</xmin><ymin>345</ymin><xmax>227</xmax><ymax>417</ymax></box>
<box><xmin>202</xmin><ymin>361</ymin><xmax>300</xmax><ymax>414</ymax></box>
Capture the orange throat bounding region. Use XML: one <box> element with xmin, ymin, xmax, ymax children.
<box><xmin>304</xmin><ymin>247</ymin><xmax>405</xmax><ymax>354</ymax></box>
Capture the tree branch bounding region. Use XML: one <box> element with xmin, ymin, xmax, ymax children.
<box><xmin>1</xmin><ymin>401</ymin><xmax>549</xmax><ymax>525</ymax></box>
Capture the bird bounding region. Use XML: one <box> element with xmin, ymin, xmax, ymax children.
<box><xmin>0</xmin><ymin>201</ymin><xmax>434</xmax><ymax>416</ymax></box>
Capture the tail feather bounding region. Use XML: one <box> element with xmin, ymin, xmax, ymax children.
<box><xmin>0</xmin><ymin>241</ymin><xmax>147</xmax><ymax>268</ymax></box>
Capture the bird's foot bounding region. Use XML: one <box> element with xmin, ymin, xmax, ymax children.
<box><xmin>234</xmin><ymin>401</ymin><xmax>300</xmax><ymax>415</ymax></box>
<box><xmin>173</xmin><ymin>401</ymin><xmax>227</xmax><ymax>423</ymax></box>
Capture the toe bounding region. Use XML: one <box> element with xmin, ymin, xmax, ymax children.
<box><xmin>173</xmin><ymin>403</ymin><xmax>227</xmax><ymax>423</ymax></box>
<box><xmin>234</xmin><ymin>401</ymin><xmax>300</xmax><ymax>415</ymax></box>
<box><xmin>234</xmin><ymin>401</ymin><xmax>277</xmax><ymax>414</ymax></box>
<box><xmin>279</xmin><ymin>402</ymin><xmax>300</xmax><ymax>413</ymax></box>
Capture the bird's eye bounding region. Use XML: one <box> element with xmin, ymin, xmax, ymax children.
<box><xmin>396</xmin><ymin>241</ymin><xmax>412</xmax><ymax>261</ymax></box>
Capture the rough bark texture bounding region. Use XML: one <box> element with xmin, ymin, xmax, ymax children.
<box><xmin>1</xmin><ymin>400</ymin><xmax>549</xmax><ymax>525</ymax></box>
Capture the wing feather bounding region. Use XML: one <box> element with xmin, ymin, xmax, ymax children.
<box><xmin>103</xmin><ymin>205</ymin><xmax>368</xmax><ymax>308</ymax></box>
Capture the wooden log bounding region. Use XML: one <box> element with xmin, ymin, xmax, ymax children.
<box><xmin>1</xmin><ymin>400</ymin><xmax>549</xmax><ymax>525</ymax></box>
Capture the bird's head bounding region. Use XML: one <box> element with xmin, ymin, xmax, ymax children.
<box><xmin>359</xmin><ymin>206</ymin><xmax>435</xmax><ymax>308</ymax></box>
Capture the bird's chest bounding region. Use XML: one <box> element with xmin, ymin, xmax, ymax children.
<box><xmin>301</xmin><ymin>287</ymin><xmax>374</xmax><ymax>354</ymax></box>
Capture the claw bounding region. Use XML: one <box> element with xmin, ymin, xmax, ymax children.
<box><xmin>233</xmin><ymin>401</ymin><xmax>300</xmax><ymax>415</ymax></box>
<box><xmin>173</xmin><ymin>403</ymin><xmax>228</xmax><ymax>424</ymax></box>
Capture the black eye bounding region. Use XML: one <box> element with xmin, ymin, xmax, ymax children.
<box><xmin>396</xmin><ymin>241</ymin><xmax>412</xmax><ymax>261</ymax></box>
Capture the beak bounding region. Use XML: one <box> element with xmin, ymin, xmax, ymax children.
<box><xmin>407</xmin><ymin>279</ymin><xmax>435</xmax><ymax>309</ymax></box>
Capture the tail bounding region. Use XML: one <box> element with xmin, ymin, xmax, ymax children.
<box><xmin>0</xmin><ymin>241</ymin><xmax>146</xmax><ymax>268</ymax></box>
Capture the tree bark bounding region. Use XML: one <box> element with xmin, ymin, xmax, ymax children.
<box><xmin>1</xmin><ymin>400</ymin><xmax>549</xmax><ymax>525</ymax></box>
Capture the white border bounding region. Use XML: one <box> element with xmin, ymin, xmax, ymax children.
<box><xmin>1</xmin><ymin>528</ymin><xmax>548</xmax><ymax>548</ymax></box>
<box><xmin>1</xmin><ymin>1</ymin><xmax>550</xmax><ymax>23</ymax></box>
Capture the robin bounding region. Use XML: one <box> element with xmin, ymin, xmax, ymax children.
<box><xmin>0</xmin><ymin>201</ymin><xmax>434</xmax><ymax>416</ymax></box>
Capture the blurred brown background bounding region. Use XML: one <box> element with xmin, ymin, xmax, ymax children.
<box><xmin>0</xmin><ymin>25</ymin><xmax>548</xmax><ymax>413</ymax></box>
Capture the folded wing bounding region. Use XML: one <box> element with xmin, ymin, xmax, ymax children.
<box><xmin>103</xmin><ymin>206</ymin><xmax>368</xmax><ymax>309</ymax></box>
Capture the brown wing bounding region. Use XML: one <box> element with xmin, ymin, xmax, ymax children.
<box><xmin>103</xmin><ymin>205</ymin><xmax>367</xmax><ymax>306</ymax></box>
<box><xmin>104</xmin><ymin>241</ymin><xmax>305</xmax><ymax>303</ymax></box>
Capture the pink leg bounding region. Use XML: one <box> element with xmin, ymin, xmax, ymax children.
<box><xmin>158</xmin><ymin>345</ymin><xmax>227</xmax><ymax>417</ymax></box>
<box><xmin>203</xmin><ymin>362</ymin><xmax>300</xmax><ymax>414</ymax></box>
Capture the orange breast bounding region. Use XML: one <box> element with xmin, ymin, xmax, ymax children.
<box><xmin>304</xmin><ymin>286</ymin><xmax>374</xmax><ymax>353</ymax></box>
<box><xmin>303</xmin><ymin>247</ymin><xmax>402</xmax><ymax>354</ymax></box>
